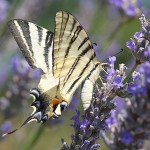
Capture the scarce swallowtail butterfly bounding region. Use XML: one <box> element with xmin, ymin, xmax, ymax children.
<box><xmin>3</xmin><ymin>11</ymin><xmax>103</xmax><ymax>136</ymax></box>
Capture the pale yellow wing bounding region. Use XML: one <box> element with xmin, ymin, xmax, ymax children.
<box><xmin>8</xmin><ymin>20</ymin><xmax>53</xmax><ymax>74</ymax></box>
<box><xmin>53</xmin><ymin>11</ymin><xmax>100</xmax><ymax>102</ymax></box>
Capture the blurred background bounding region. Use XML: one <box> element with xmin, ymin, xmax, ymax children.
<box><xmin>0</xmin><ymin>0</ymin><xmax>150</xmax><ymax>150</ymax></box>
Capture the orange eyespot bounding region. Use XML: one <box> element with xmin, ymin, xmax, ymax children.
<box><xmin>50</xmin><ymin>99</ymin><xmax>61</xmax><ymax>106</ymax></box>
<box><xmin>50</xmin><ymin>97</ymin><xmax>68</xmax><ymax>106</ymax></box>
<box><xmin>60</xmin><ymin>96</ymin><xmax>68</xmax><ymax>103</ymax></box>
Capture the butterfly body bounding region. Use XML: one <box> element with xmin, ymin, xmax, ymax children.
<box><xmin>8</xmin><ymin>11</ymin><xmax>102</xmax><ymax>125</ymax></box>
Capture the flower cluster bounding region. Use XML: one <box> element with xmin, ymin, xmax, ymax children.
<box><xmin>0</xmin><ymin>55</ymin><xmax>41</xmax><ymax>118</ymax></box>
<box><xmin>126</xmin><ymin>14</ymin><xmax>150</xmax><ymax>64</ymax></box>
<box><xmin>0</xmin><ymin>0</ymin><xmax>9</xmax><ymax>22</ymax></box>
<box><xmin>61</xmin><ymin>13</ymin><xmax>150</xmax><ymax>150</ymax></box>
<box><xmin>1</xmin><ymin>1</ymin><xmax>150</xmax><ymax>149</ymax></box>
<box><xmin>60</xmin><ymin>56</ymin><xmax>129</xmax><ymax>149</ymax></box>
<box><xmin>61</xmin><ymin>87</ymin><xmax>115</xmax><ymax>150</ymax></box>
<box><xmin>101</xmin><ymin>62</ymin><xmax>150</xmax><ymax>149</ymax></box>
<box><xmin>105</xmin><ymin>56</ymin><xmax>126</xmax><ymax>90</ymax></box>
<box><xmin>104</xmin><ymin>56</ymin><xmax>133</xmax><ymax>98</ymax></box>
<box><xmin>0</xmin><ymin>121</ymin><xmax>11</xmax><ymax>139</ymax></box>
<box><xmin>99</xmin><ymin>14</ymin><xmax>150</xmax><ymax>150</ymax></box>
<box><xmin>108</xmin><ymin>0</ymin><xmax>141</xmax><ymax>17</ymax></box>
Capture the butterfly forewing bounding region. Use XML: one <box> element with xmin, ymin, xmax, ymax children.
<box><xmin>8</xmin><ymin>20</ymin><xmax>53</xmax><ymax>74</ymax></box>
<box><xmin>53</xmin><ymin>11</ymin><xmax>100</xmax><ymax>101</ymax></box>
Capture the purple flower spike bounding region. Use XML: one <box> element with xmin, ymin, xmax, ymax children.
<box><xmin>108</xmin><ymin>0</ymin><xmax>141</xmax><ymax>17</ymax></box>
<box><xmin>113</xmin><ymin>76</ymin><xmax>123</xmax><ymax>89</ymax></box>
<box><xmin>80</xmin><ymin>119</ymin><xmax>89</xmax><ymax>131</ymax></box>
<box><xmin>60</xmin><ymin>12</ymin><xmax>150</xmax><ymax>150</ymax></box>
<box><xmin>91</xmin><ymin>144</ymin><xmax>100</xmax><ymax>149</ymax></box>
<box><xmin>121</xmin><ymin>131</ymin><xmax>134</xmax><ymax>144</ymax></box>
<box><xmin>0</xmin><ymin>55</ymin><xmax>41</xmax><ymax>118</ymax></box>
<box><xmin>71</xmin><ymin>110</ymin><xmax>81</xmax><ymax>128</ymax></box>
<box><xmin>11</xmin><ymin>55</ymin><xmax>30</xmax><ymax>75</ymax></box>
<box><xmin>0</xmin><ymin>0</ymin><xmax>9</xmax><ymax>22</ymax></box>
<box><xmin>101</xmin><ymin>62</ymin><xmax>150</xmax><ymax>149</ymax></box>
<box><xmin>105</xmin><ymin>111</ymin><xmax>117</xmax><ymax>129</ymax></box>
<box><xmin>0</xmin><ymin>121</ymin><xmax>11</xmax><ymax>139</ymax></box>
<box><xmin>0</xmin><ymin>121</ymin><xmax>11</xmax><ymax>133</ymax></box>
<box><xmin>126</xmin><ymin>14</ymin><xmax>150</xmax><ymax>63</ymax></box>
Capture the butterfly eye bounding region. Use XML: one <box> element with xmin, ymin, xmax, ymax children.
<box><xmin>60</xmin><ymin>101</ymin><xmax>68</xmax><ymax>112</ymax></box>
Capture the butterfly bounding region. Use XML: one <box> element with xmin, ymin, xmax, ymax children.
<box><xmin>3</xmin><ymin>11</ymin><xmax>103</xmax><ymax>135</ymax></box>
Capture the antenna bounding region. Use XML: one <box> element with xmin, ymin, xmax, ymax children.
<box><xmin>2</xmin><ymin>115</ymin><xmax>36</xmax><ymax>137</ymax></box>
<box><xmin>93</xmin><ymin>42</ymin><xmax>97</xmax><ymax>46</ymax></box>
<box><xmin>102</xmin><ymin>48</ymin><xmax>124</xmax><ymax>63</ymax></box>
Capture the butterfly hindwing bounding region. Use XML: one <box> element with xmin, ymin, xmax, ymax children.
<box><xmin>53</xmin><ymin>11</ymin><xmax>100</xmax><ymax>102</ymax></box>
<box><xmin>81</xmin><ymin>63</ymin><xmax>100</xmax><ymax>109</ymax></box>
<box><xmin>8</xmin><ymin>20</ymin><xmax>53</xmax><ymax>74</ymax></box>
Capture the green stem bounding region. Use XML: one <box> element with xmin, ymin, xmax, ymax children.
<box><xmin>18</xmin><ymin>125</ymin><xmax>45</xmax><ymax>150</ymax></box>
<box><xmin>123</xmin><ymin>63</ymin><xmax>138</xmax><ymax>84</ymax></box>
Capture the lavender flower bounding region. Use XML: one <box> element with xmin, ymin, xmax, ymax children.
<box><xmin>0</xmin><ymin>121</ymin><xmax>11</xmax><ymax>139</ymax></box>
<box><xmin>0</xmin><ymin>0</ymin><xmax>9</xmax><ymax>22</ymax></box>
<box><xmin>100</xmin><ymin>14</ymin><xmax>150</xmax><ymax>150</ymax></box>
<box><xmin>106</xmin><ymin>57</ymin><xmax>127</xmax><ymax>90</ymax></box>
<box><xmin>68</xmin><ymin>95</ymin><xmax>79</xmax><ymax>110</ymax></box>
<box><xmin>0</xmin><ymin>55</ymin><xmax>41</xmax><ymax>118</ymax></box>
<box><xmin>0</xmin><ymin>55</ymin><xmax>69</xmax><ymax>132</ymax></box>
<box><xmin>60</xmin><ymin>57</ymin><xmax>130</xmax><ymax>150</ymax></box>
<box><xmin>61</xmin><ymin>86</ymin><xmax>115</xmax><ymax>150</ymax></box>
<box><xmin>108</xmin><ymin>0</ymin><xmax>141</xmax><ymax>17</ymax></box>
<box><xmin>101</xmin><ymin>62</ymin><xmax>150</xmax><ymax>149</ymax></box>
<box><xmin>105</xmin><ymin>111</ymin><xmax>117</xmax><ymax>130</ymax></box>
<box><xmin>105</xmin><ymin>57</ymin><xmax>133</xmax><ymax>98</ymax></box>
<box><xmin>126</xmin><ymin>14</ymin><xmax>150</xmax><ymax>64</ymax></box>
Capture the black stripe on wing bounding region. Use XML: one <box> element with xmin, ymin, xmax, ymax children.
<box><xmin>37</xmin><ymin>26</ymin><xmax>43</xmax><ymax>45</ymax></box>
<box><xmin>44</xmin><ymin>31</ymin><xmax>53</xmax><ymax>71</ymax></box>
<box><xmin>78</xmin><ymin>37</ymin><xmax>89</xmax><ymax>50</ymax></box>
<box><xmin>67</xmin><ymin>54</ymin><xmax>97</xmax><ymax>93</ymax></box>
<box><xmin>60</xmin><ymin>12</ymin><xmax>69</xmax><ymax>44</ymax></box>
<box><xmin>63</xmin><ymin>44</ymin><xmax>93</xmax><ymax>87</ymax></box>
<box><xmin>64</xmin><ymin>24</ymin><xmax>82</xmax><ymax>59</ymax></box>
<box><xmin>17</xmin><ymin>21</ymin><xmax>33</xmax><ymax>57</ymax></box>
<box><xmin>70</xmin><ymin>25</ymin><xmax>82</xmax><ymax>43</ymax></box>
<box><xmin>57</xmin><ymin>12</ymin><xmax>69</xmax><ymax>53</ymax></box>
<box><xmin>8</xmin><ymin>20</ymin><xmax>35</xmax><ymax>67</ymax></box>
<box><xmin>8</xmin><ymin>19</ymin><xmax>54</xmax><ymax>73</ymax></box>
